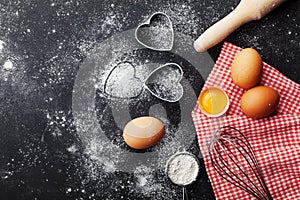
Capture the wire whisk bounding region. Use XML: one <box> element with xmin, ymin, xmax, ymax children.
<box><xmin>208</xmin><ymin>126</ymin><xmax>273</xmax><ymax>200</ymax></box>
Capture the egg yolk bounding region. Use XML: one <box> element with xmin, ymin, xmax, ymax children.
<box><xmin>198</xmin><ymin>87</ymin><xmax>228</xmax><ymax>115</ymax></box>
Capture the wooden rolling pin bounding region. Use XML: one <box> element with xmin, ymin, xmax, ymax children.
<box><xmin>194</xmin><ymin>0</ymin><xmax>287</xmax><ymax>52</ymax></box>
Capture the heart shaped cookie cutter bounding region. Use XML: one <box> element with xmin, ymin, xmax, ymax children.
<box><xmin>135</xmin><ymin>12</ymin><xmax>174</xmax><ymax>51</ymax></box>
<box><xmin>144</xmin><ymin>62</ymin><xmax>184</xmax><ymax>103</ymax></box>
<box><xmin>103</xmin><ymin>61</ymin><xmax>143</xmax><ymax>99</ymax></box>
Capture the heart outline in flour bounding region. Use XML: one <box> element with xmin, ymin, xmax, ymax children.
<box><xmin>135</xmin><ymin>12</ymin><xmax>174</xmax><ymax>51</ymax></box>
<box><xmin>143</xmin><ymin>63</ymin><xmax>184</xmax><ymax>102</ymax></box>
<box><xmin>103</xmin><ymin>61</ymin><xmax>143</xmax><ymax>99</ymax></box>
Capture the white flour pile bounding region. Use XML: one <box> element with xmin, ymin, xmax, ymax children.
<box><xmin>167</xmin><ymin>154</ymin><xmax>199</xmax><ymax>185</ymax></box>
<box><xmin>3</xmin><ymin>59</ymin><xmax>13</xmax><ymax>70</ymax></box>
<box><xmin>104</xmin><ymin>62</ymin><xmax>143</xmax><ymax>98</ymax></box>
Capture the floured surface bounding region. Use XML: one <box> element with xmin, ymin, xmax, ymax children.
<box><xmin>72</xmin><ymin>27</ymin><xmax>213</xmax><ymax>198</ymax></box>
<box><xmin>0</xmin><ymin>0</ymin><xmax>298</xmax><ymax>199</ymax></box>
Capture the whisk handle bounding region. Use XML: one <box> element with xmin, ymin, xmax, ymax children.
<box><xmin>183</xmin><ymin>187</ymin><xmax>189</xmax><ymax>200</ymax></box>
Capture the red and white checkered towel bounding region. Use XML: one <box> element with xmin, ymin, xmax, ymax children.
<box><xmin>192</xmin><ymin>42</ymin><xmax>300</xmax><ymax>199</ymax></box>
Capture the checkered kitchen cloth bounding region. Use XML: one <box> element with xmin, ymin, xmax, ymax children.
<box><xmin>192</xmin><ymin>42</ymin><xmax>300</xmax><ymax>199</ymax></box>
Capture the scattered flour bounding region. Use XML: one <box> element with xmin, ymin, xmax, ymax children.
<box><xmin>134</xmin><ymin>165</ymin><xmax>163</xmax><ymax>195</ymax></box>
<box><xmin>3</xmin><ymin>60</ymin><xmax>13</xmax><ymax>70</ymax></box>
<box><xmin>0</xmin><ymin>40</ymin><xmax>4</xmax><ymax>52</ymax></box>
<box><xmin>0</xmin><ymin>0</ymin><xmax>298</xmax><ymax>199</ymax></box>
<box><xmin>67</xmin><ymin>144</ymin><xmax>78</xmax><ymax>153</ymax></box>
<box><xmin>72</xmin><ymin>2</ymin><xmax>207</xmax><ymax>198</ymax></box>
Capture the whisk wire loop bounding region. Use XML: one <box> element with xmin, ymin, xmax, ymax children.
<box><xmin>211</xmin><ymin>138</ymin><xmax>267</xmax><ymax>200</ymax></box>
<box><xmin>208</xmin><ymin>126</ymin><xmax>273</xmax><ymax>200</ymax></box>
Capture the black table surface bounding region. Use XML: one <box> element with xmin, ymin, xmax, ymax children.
<box><xmin>0</xmin><ymin>0</ymin><xmax>299</xmax><ymax>199</ymax></box>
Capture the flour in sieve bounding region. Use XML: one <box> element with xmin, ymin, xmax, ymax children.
<box><xmin>167</xmin><ymin>154</ymin><xmax>199</xmax><ymax>185</ymax></box>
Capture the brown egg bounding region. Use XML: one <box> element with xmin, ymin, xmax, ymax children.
<box><xmin>231</xmin><ymin>48</ymin><xmax>263</xmax><ymax>89</ymax></box>
<box><xmin>241</xmin><ymin>86</ymin><xmax>280</xmax><ymax>118</ymax></box>
<box><xmin>123</xmin><ymin>116</ymin><xmax>165</xmax><ymax>149</ymax></box>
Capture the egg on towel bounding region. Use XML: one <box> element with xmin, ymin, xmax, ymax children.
<box><xmin>231</xmin><ymin>48</ymin><xmax>263</xmax><ymax>89</ymax></box>
<box><xmin>241</xmin><ymin>86</ymin><xmax>280</xmax><ymax>118</ymax></box>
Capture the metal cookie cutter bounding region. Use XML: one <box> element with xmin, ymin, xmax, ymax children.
<box><xmin>144</xmin><ymin>63</ymin><xmax>184</xmax><ymax>102</ymax></box>
<box><xmin>135</xmin><ymin>12</ymin><xmax>174</xmax><ymax>51</ymax></box>
<box><xmin>103</xmin><ymin>61</ymin><xmax>143</xmax><ymax>99</ymax></box>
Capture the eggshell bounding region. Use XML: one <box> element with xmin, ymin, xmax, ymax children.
<box><xmin>241</xmin><ymin>86</ymin><xmax>280</xmax><ymax>118</ymax></box>
<box><xmin>123</xmin><ymin>116</ymin><xmax>165</xmax><ymax>149</ymax></box>
<box><xmin>231</xmin><ymin>48</ymin><xmax>263</xmax><ymax>89</ymax></box>
<box><xmin>198</xmin><ymin>87</ymin><xmax>230</xmax><ymax>117</ymax></box>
